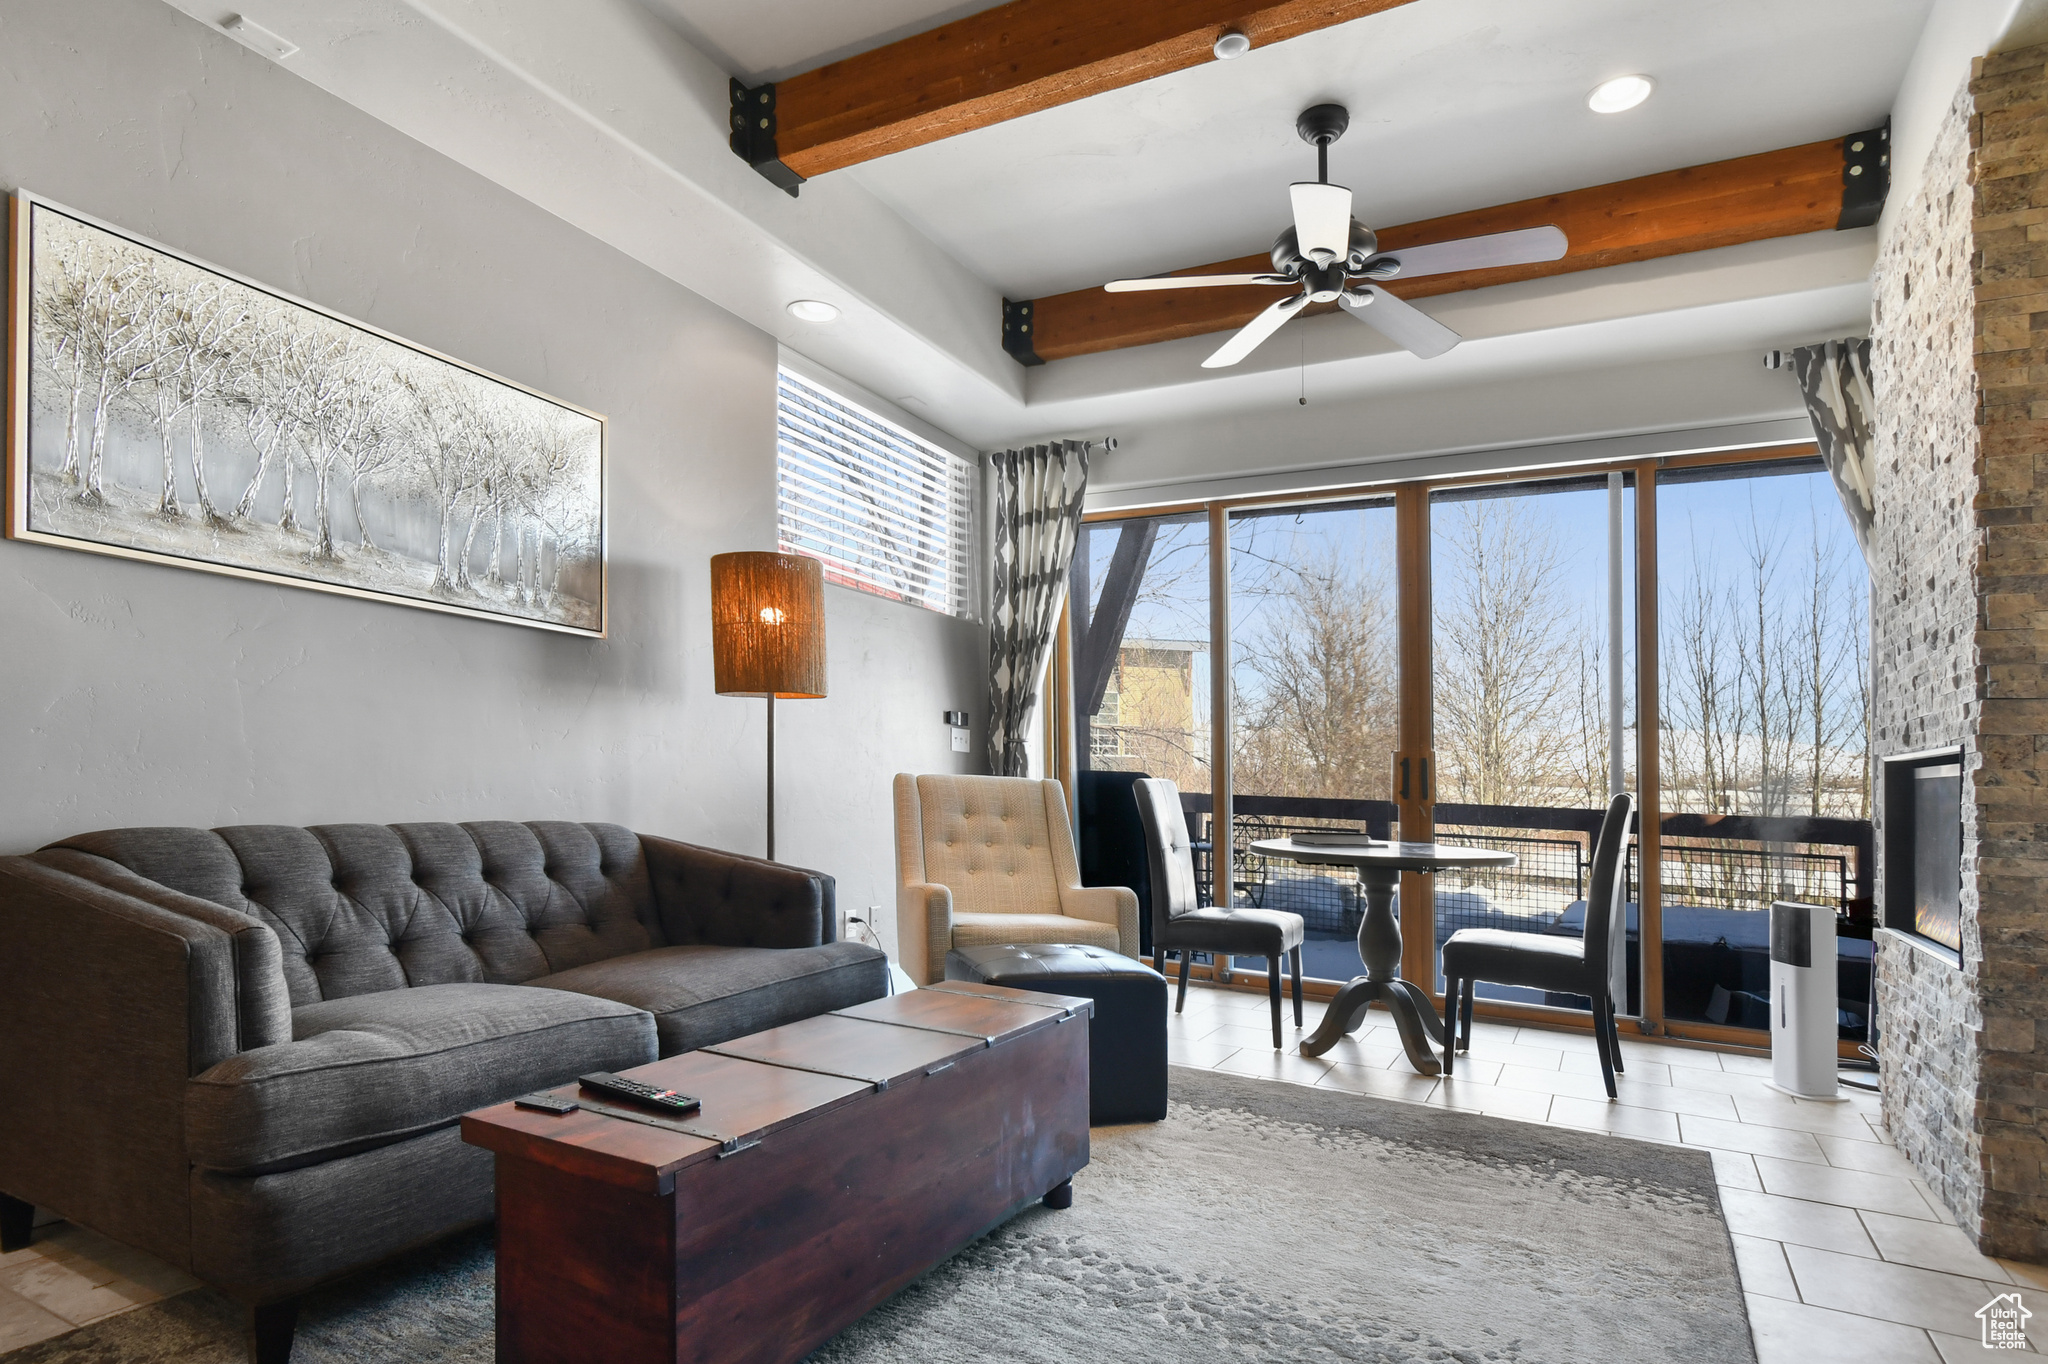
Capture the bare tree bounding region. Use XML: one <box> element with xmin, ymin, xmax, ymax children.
<box><xmin>287</xmin><ymin>332</ymin><xmax>386</xmax><ymax>558</ymax></box>
<box><xmin>65</xmin><ymin>258</ymin><xmax>155</xmax><ymax>506</ymax></box>
<box><xmin>229</xmin><ymin>302</ymin><xmax>313</xmax><ymax>523</ymax></box>
<box><xmin>1433</xmin><ymin>498</ymin><xmax>1584</xmax><ymax>806</ymax></box>
<box><xmin>1233</xmin><ymin>548</ymin><xmax>1398</xmax><ymax>800</ymax></box>
<box><xmin>334</xmin><ymin>411</ymin><xmax>409</xmax><ymax>550</ymax></box>
<box><xmin>30</xmin><ymin>236</ymin><xmax>123</xmax><ymax>486</ymax></box>
<box><xmin>121</xmin><ymin>270</ymin><xmax>199</xmax><ymax>517</ymax></box>
<box><xmin>394</xmin><ymin>362</ymin><xmax>489</xmax><ymax>589</ymax></box>
<box><xmin>166</xmin><ymin>280</ymin><xmax>252</xmax><ymax>524</ymax></box>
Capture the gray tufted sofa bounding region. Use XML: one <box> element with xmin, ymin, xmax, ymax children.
<box><xmin>0</xmin><ymin>819</ymin><xmax>887</xmax><ymax>1358</ymax></box>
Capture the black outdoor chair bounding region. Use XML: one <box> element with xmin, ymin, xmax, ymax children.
<box><xmin>1441</xmin><ymin>791</ymin><xmax>1637</xmax><ymax>1098</ymax></box>
<box><xmin>1133</xmin><ymin>777</ymin><xmax>1305</xmax><ymax>1049</ymax></box>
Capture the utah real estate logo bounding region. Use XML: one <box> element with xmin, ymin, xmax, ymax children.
<box><xmin>1979</xmin><ymin>1292</ymin><xmax>2032</xmax><ymax>1349</ymax></box>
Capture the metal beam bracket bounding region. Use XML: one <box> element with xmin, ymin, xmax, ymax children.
<box><xmin>1836</xmin><ymin>120</ymin><xmax>1889</xmax><ymax>230</ymax></box>
<box><xmin>1002</xmin><ymin>298</ymin><xmax>1044</xmax><ymax>366</ymax></box>
<box><xmin>729</xmin><ymin>79</ymin><xmax>805</xmax><ymax>197</ymax></box>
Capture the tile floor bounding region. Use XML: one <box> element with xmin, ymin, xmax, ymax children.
<box><xmin>0</xmin><ymin>981</ymin><xmax>2033</xmax><ymax>1360</ymax></box>
<box><xmin>1169</xmin><ymin>979</ymin><xmax>2042</xmax><ymax>1362</ymax></box>
<box><xmin>0</xmin><ymin>1218</ymin><xmax>198</xmax><ymax>1353</ymax></box>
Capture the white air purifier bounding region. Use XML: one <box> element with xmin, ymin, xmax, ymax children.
<box><xmin>1767</xmin><ymin>900</ymin><xmax>1843</xmax><ymax>1101</ymax></box>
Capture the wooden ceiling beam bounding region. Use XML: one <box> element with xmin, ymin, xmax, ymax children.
<box><xmin>1008</xmin><ymin>128</ymin><xmax>1889</xmax><ymax>364</ymax></box>
<box><xmin>728</xmin><ymin>0</ymin><xmax>1423</xmax><ymax>191</ymax></box>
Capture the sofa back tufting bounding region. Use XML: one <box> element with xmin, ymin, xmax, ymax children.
<box><xmin>43</xmin><ymin>820</ymin><xmax>658</xmax><ymax>1006</ymax></box>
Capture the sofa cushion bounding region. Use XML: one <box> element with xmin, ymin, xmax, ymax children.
<box><xmin>531</xmin><ymin>942</ymin><xmax>889</xmax><ymax>1056</ymax></box>
<box><xmin>186</xmin><ymin>983</ymin><xmax>655</xmax><ymax>1174</ymax></box>
<box><xmin>47</xmin><ymin>821</ymin><xmax>660</xmax><ymax>1006</ymax></box>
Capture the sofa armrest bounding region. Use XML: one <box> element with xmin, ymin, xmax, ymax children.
<box><xmin>31</xmin><ymin>848</ymin><xmax>292</xmax><ymax>1056</ymax></box>
<box><xmin>895</xmin><ymin>882</ymin><xmax>953</xmax><ymax>986</ymax></box>
<box><xmin>640</xmin><ymin>834</ymin><xmax>835</xmax><ymax>949</ymax></box>
<box><xmin>0</xmin><ymin>854</ymin><xmax>288</xmax><ymax>1269</ymax></box>
<box><xmin>1060</xmin><ymin>884</ymin><xmax>1142</xmax><ymax>959</ymax></box>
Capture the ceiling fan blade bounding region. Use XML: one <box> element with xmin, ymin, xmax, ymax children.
<box><xmin>1361</xmin><ymin>225</ymin><xmax>1568</xmax><ymax>280</ymax></box>
<box><xmin>1340</xmin><ymin>286</ymin><xmax>1461</xmax><ymax>359</ymax></box>
<box><xmin>1104</xmin><ymin>273</ymin><xmax>1295</xmax><ymax>293</ymax></box>
<box><xmin>1202</xmin><ymin>293</ymin><xmax>1308</xmax><ymax>369</ymax></box>
<box><xmin>1290</xmin><ymin>182</ymin><xmax>1353</xmax><ymax>262</ymax></box>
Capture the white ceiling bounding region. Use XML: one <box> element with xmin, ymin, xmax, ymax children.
<box><xmin>643</xmin><ymin>0</ymin><xmax>1933</xmax><ymax>299</ymax></box>
<box><xmin>636</xmin><ymin>0</ymin><xmax>997</xmax><ymax>81</ymax></box>
<box><xmin>184</xmin><ymin>0</ymin><xmax>1935</xmax><ymax>479</ymax></box>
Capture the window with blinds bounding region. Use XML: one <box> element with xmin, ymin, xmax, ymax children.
<box><xmin>776</xmin><ymin>368</ymin><xmax>975</xmax><ymax>618</ymax></box>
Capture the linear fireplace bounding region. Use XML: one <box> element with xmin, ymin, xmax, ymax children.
<box><xmin>1881</xmin><ymin>747</ymin><xmax>1965</xmax><ymax>961</ymax></box>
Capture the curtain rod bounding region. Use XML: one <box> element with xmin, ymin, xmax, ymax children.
<box><xmin>986</xmin><ymin>436</ymin><xmax>1117</xmax><ymax>460</ymax></box>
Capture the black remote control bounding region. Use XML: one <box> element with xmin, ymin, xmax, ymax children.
<box><xmin>514</xmin><ymin>1093</ymin><xmax>580</xmax><ymax>1115</ymax></box>
<box><xmin>579</xmin><ymin>1072</ymin><xmax>702</xmax><ymax>1115</ymax></box>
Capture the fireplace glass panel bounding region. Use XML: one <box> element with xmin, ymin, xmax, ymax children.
<box><xmin>1912</xmin><ymin>764</ymin><xmax>1962</xmax><ymax>951</ymax></box>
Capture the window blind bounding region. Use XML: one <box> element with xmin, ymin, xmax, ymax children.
<box><xmin>776</xmin><ymin>368</ymin><xmax>974</xmax><ymax>617</ymax></box>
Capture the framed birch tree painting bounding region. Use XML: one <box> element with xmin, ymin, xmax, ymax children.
<box><xmin>5</xmin><ymin>191</ymin><xmax>607</xmax><ymax>635</ymax></box>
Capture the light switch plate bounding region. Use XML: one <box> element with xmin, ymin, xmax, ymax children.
<box><xmin>951</xmin><ymin>726</ymin><xmax>970</xmax><ymax>752</ymax></box>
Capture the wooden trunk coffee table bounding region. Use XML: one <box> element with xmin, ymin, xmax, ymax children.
<box><xmin>461</xmin><ymin>983</ymin><xmax>1092</xmax><ymax>1364</ymax></box>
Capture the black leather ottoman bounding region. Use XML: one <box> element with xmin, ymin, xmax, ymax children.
<box><xmin>945</xmin><ymin>943</ymin><xmax>1168</xmax><ymax>1124</ymax></box>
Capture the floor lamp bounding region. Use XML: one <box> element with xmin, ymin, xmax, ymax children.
<box><xmin>710</xmin><ymin>551</ymin><xmax>826</xmax><ymax>861</ymax></box>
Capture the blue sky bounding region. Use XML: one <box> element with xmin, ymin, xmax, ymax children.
<box><xmin>1090</xmin><ymin>463</ymin><xmax>1864</xmax><ymax>683</ymax></box>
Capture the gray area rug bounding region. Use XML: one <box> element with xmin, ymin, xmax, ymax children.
<box><xmin>7</xmin><ymin>1067</ymin><xmax>1753</xmax><ymax>1363</ymax></box>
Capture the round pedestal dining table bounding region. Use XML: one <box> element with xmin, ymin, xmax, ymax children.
<box><xmin>1248</xmin><ymin>838</ymin><xmax>1517</xmax><ymax>1075</ymax></box>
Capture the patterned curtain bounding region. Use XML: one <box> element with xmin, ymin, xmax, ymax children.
<box><xmin>1791</xmin><ymin>338</ymin><xmax>1876</xmax><ymax>562</ymax></box>
<box><xmin>986</xmin><ymin>441</ymin><xmax>1090</xmax><ymax>777</ymax></box>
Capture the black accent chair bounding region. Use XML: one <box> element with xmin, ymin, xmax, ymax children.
<box><xmin>1442</xmin><ymin>792</ymin><xmax>1637</xmax><ymax>1098</ymax></box>
<box><xmin>1076</xmin><ymin>770</ymin><xmax>1155</xmax><ymax>958</ymax></box>
<box><xmin>1133</xmin><ymin>778</ymin><xmax>1305</xmax><ymax>1049</ymax></box>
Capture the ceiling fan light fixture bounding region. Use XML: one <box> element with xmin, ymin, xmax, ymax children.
<box><xmin>786</xmin><ymin>299</ymin><xmax>839</xmax><ymax>323</ymax></box>
<box><xmin>1587</xmin><ymin>74</ymin><xmax>1655</xmax><ymax>114</ymax></box>
<box><xmin>1213</xmin><ymin>29</ymin><xmax>1250</xmax><ymax>60</ymax></box>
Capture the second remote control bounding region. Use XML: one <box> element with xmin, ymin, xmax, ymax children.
<box><xmin>578</xmin><ymin>1072</ymin><xmax>702</xmax><ymax>1115</ymax></box>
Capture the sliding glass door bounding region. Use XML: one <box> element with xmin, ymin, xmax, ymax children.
<box><xmin>1065</xmin><ymin>447</ymin><xmax>1873</xmax><ymax>1051</ymax></box>
<box><xmin>1226</xmin><ymin>498</ymin><xmax>1400</xmax><ymax>980</ymax></box>
<box><xmin>1427</xmin><ymin>475</ymin><xmax>1636</xmax><ymax>1012</ymax></box>
<box><xmin>1653</xmin><ymin>460</ymin><xmax>1871</xmax><ymax>1043</ymax></box>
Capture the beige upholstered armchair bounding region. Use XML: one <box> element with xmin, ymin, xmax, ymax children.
<box><xmin>892</xmin><ymin>774</ymin><xmax>1141</xmax><ymax>984</ymax></box>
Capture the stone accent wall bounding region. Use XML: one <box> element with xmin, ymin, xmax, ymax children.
<box><xmin>1870</xmin><ymin>75</ymin><xmax>1987</xmax><ymax>1237</ymax></box>
<box><xmin>1872</xmin><ymin>46</ymin><xmax>2048</xmax><ymax>1261</ymax></box>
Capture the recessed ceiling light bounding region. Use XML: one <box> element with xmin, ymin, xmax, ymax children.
<box><xmin>786</xmin><ymin>299</ymin><xmax>838</xmax><ymax>323</ymax></box>
<box><xmin>1587</xmin><ymin>75</ymin><xmax>1655</xmax><ymax>114</ymax></box>
<box><xmin>1213</xmin><ymin>29</ymin><xmax>1250</xmax><ymax>60</ymax></box>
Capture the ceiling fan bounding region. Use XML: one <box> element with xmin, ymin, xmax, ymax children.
<box><xmin>1104</xmin><ymin>104</ymin><xmax>1569</xmax><ymax>369</ymax></box>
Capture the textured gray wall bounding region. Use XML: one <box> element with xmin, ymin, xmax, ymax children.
<box><xmin>0</xmin><ymin>0</ymin><xmax>985</xmax><ymax>951</ymax></box>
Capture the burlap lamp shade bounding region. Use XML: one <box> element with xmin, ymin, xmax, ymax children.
<box><xmin>711</xmin><ymin>551</ymin><xmax>826</xmax><ymax>859</ymax></box>
<box><xmin>710</xmin><ymin>552</ymin><xmax>827</xmax><ymax>699</ymax></box>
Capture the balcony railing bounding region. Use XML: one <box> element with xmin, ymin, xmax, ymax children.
<box><xmin>1173</xmin><ymin>791</ymin><xmax>1873</xmax><ymax>1039</ymax></box>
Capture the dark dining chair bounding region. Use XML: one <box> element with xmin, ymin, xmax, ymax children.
<box><xmin>1440</xmin><ymin>791</ymin><xmax>1637</xmax><ymax>1098</ymax></box>
<box><xmin>1133</xmin><ymin>777</ymin><xmax>1305</xmax><ymax>1049</ymax></box>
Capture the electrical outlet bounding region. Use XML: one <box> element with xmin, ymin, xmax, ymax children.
<box><xmin>951</xmin><ymin>726</ymin><xmax>970</xmax><ymax>753</ymax></box>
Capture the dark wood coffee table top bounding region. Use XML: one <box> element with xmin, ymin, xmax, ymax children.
<box><xmin>461</xmin><ymin>983</ymin><xmax>1092</xmax><ymax>1195</ymax></box>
